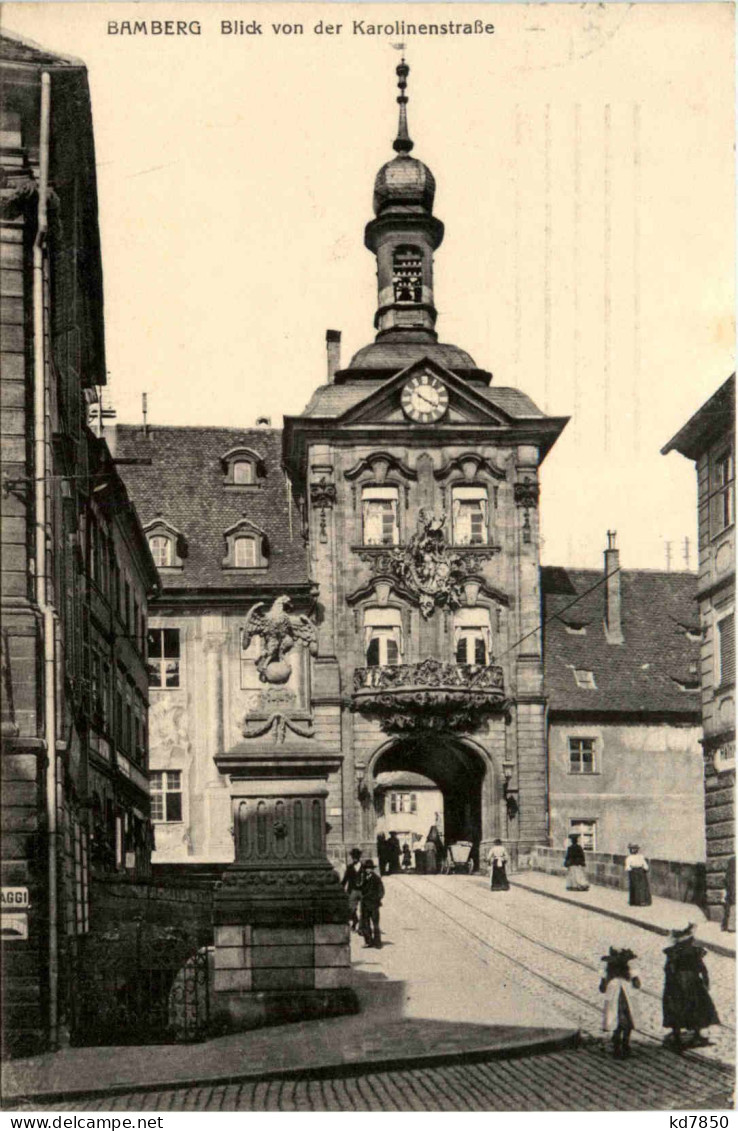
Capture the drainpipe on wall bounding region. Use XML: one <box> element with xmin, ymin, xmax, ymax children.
<box><xmin>33</xmin><ymin>72</ymin><xmax>59</xmax><ymax>1049</ymax></box>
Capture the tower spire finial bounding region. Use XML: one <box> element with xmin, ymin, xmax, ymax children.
<box><xmin>393</xmin><ymin>54</ymin><xmax>413</xmax><ymax>154</ymax></box>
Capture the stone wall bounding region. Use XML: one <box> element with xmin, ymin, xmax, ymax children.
<box><xmin>90</xmin><ymin>873</ymin><xmax>213</xmax><ymax>941</ymax></box>
<box><xmin>525</xmin><ymin>846</ymin><xmax>707</xmax><ymax>908</ymax></box>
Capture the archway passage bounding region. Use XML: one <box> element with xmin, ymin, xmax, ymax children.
<box><xmin>371</xmin><ymin>734</ymin><xmax>486</xmax><ymax>851</ymax></box>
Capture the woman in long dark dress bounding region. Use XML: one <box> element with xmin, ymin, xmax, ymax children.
<box><xmin>487</xmin><ymin>839</ymin><xmax>510</xmax><ymax>892</ymax></box>
<box><xmin>662</xmin><ymin>924</ymin><xmax>720</xmax><ymax>1050</ymax></box>
<box><xmin>563</xmin><ymin>833</ymin><xmax>589</xmax><ymax>891</ymax></box>
<box><xmin>625</xmin><ymin>843</ymin><xmax>652</xmax><ymax>906</ymax></box>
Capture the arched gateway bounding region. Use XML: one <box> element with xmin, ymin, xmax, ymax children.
<box><xmin>362</xmin><ymin>735</ymin><xmax>503</xmax><ymax>854</ymax></box>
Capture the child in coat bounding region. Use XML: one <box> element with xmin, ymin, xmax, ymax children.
<box><xmin>600</xmin><ymin>946</ymin><xmax>641</xmax><ymax>1058</ymax></box>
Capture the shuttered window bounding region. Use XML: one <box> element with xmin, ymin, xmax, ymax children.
<box><xmin>718</xmin><ymin>613</ymin><xmax>735</xmax><ymax>687</ymax></box>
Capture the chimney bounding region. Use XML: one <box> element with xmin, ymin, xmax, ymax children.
<box><xmin>255</xmin><ymin>415</ymin><xmax>271</xmax><ymax>427</ymax></box>
<box><xmin>604</xmin><ymin>530</ymin><xmax>623</xmax><ymax>644</ymax></box>
<box><xmin>326</xmin><ymin>329</ymin><xmax>341</xmax><ymax>384</ymax></box>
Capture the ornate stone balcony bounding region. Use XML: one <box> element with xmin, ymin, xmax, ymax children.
<box><xmin>351</xmin><ymin>658</ymin><xmax>507</xmax><ymax>733</ymax></box>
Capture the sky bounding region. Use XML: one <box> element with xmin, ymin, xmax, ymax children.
<box><xmin>5</xmin><ymin>2</ymin><xmax>735</xmax><ymax>569</ymax></box>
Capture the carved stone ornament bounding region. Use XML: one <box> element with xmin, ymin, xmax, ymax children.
<box><xmin>240</xmin><ymin>712</ymin><xmax>316</xmax><ymax>744</ymax></box>
<box><xmin>310</xmin><ymin>477</ymin><xmax>337</xmax><ymax>543</ymax></box>
<box><xmin>351</xmin><ymin>657</ymin><xmax>509</xmax><ymax>733</ymax></box>
<box><xmin>513</xmin><ymin>479</ymin><xmax>540</xmax><ymax>509</ymax></box>
<box><xmin>309</xmin><ymin>477</ymin><xmax>337</xmax><ymax>510</ymax></box>
<box><xmin>368</xmin><ymin>510</ymin><xmax>466</xmax><ymax>619</ymax></box>
<box><xmin>242</xmin><ymin>595</ymin><xmax>318</xmax><ymax>684</ymax></box>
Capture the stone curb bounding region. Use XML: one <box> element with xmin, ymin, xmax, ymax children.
<box><xmin>510</xmin><ymin>879</ymin><xmax>736</xmax><ymax>960</ymax></box>
<box><xmin>2</xmin><ymin>1029</ymin><xmax>580</xmax><ymax>1107</ymax></box>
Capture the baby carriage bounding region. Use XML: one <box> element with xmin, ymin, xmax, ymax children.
<box><xmin>441</xmin><ymin>841</ymin><xmax>475</xmax><ymax>875</ymax></box>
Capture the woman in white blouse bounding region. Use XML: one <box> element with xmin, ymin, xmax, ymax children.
<box><xmin>624</xmin><ymin>844</ymin><xmax>652</xmax><ymax>907</ymax></box>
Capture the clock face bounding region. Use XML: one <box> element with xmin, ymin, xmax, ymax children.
<box><xmin>401</xmin><ymin>374</ymin><xmax>449</xmax><ymax>423</ymax></box>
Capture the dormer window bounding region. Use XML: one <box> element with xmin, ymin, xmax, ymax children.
<box><xmin>233</xmin><ymin>460</ymin><xmax>255</xmax><ymax>485</ymax></box>
<box><xmin>573</xmin><ymin>669</ymin><xmax>597</xmax><ymax>690</ymax></box>
<box><xmin>144</xmin><ymin>520</ymin><xmax>185</xmax><ymax>571</ymax></box>
<box><xmin>221</xmin><ymin>447</ymin><xmax>264</xmax><ymax>489</ymax></box>
<box><xmin>393</xmin><ymin>245</ymin><xmax>423</xmax><ymax>303</ymax></box>
<box><xmin>149</xmin><ymin>535</ymin><xmax>172</xmax><ymax>568</ymax></box>
<box><xmin>234</xmin><ymin>535</ymin><xmax>257</xmax><ymax>568</ymax></box>
<box><xmin>452</xmin><ymin>486</ymin><xmax>489</xmax><ymax>546</ymax></box>
<box><xmin>223</xmin><ymin>520</ymin><xmax>268</xmax><ymax>570</ymax></box>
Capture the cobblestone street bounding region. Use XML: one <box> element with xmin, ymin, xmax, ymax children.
<box><xmin>8</xmin><ymin>875</ymin><xmax>734</xmax><ymax>1112</ymax></box>
<box><xmin>26</xmin><ymin>1042</ymin><xmax>734</xmax><ymax>1112</ymax></box>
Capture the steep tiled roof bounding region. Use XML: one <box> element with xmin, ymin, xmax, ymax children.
<box><xmin>301</xmin><ymin>382</ymin><xmax>544</xmax><ymax>420</ymax></box>
<box><xmin>542</xmin><ymin>567</ymin><xmax>701</xmax><ymax>717</ymax></box>
<box><xmin>115</xmin><ymin>426</ymin><xmax>309</xmax><ymax>591</ymax></box>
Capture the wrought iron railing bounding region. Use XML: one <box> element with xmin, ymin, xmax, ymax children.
<box><xmin>351</xmin><ymin>658</ymin><xmax>506</xmax><ymax>733</ymax></box>
<box><xmin>353</xmin><ymin>658</ymin><xmax>504</xmax><ymax>694</ymax></box>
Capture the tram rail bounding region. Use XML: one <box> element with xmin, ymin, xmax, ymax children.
<box><xmin>396</xmin><ymin>874</ymin><xmax>735</xmax><ymax>1060</ymax></box>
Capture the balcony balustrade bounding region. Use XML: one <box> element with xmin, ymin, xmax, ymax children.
<box><xmin>351</xmin><ymin>657</ymin><xmax>507</xmax><ymax>733</ymax></box>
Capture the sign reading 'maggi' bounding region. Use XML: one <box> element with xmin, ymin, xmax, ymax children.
<box><xmin>1</xmin><ymin>887</ymin><xmax>30</xmax><ymax>908</ymax></box>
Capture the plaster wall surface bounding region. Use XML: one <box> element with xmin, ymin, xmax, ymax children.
<box><xmin>548</xmin><ymin>721</ymin><xmax>706</xmax><ymax>862</ymax></box>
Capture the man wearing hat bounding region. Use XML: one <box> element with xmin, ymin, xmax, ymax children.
<box><xmin>341</xmin><ymin>847</ymin><xmax>364</xmax><ymax>932</ymax></box>
<box><xmin>359</xmin><ymin>859</ymin><xmax>385</xmax><ymax>949</ymax></box>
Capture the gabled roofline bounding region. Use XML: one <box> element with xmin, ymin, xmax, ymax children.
<box><xmin>661</xmin><ymin>374</ymin><xmax>735</xmax><ymax>460</ymax></box>
<box><xmin>284</xmin><ymin>358</ymin><xmax>569</xmax><ymax>478</ymax></box>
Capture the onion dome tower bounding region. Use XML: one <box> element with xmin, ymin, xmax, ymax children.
<box><xmin>344</xmin><ymin>58</ymin><xmax>482</xmax><ymax>380</ymax></box>
<box><xmin>366</xmin><ymin>58</ymin><xmax>443</xmax><ymax>342</ymax></box>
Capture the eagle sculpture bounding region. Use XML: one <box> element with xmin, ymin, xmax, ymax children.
<box><xmin>242</xmin><ymin>595</ymin><xmax>318</xmax><ymax>684</ymax></box>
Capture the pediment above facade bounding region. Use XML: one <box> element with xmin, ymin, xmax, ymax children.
<box><xmin>337</xmin><ymin>358</ymin><xmax>511</xmax><ymax>429</ymax></box>
<box><xmin>344</xmin><ymin>451</ymin><xmax>418</xmax><ymax>482</ymax></box>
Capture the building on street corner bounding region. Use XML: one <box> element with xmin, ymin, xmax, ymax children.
<box><xmin>0</xmin><ymin>31</ymin><xmax>158</xmax><ymax>1055</ymax></box>
<box><xmin>539</xmin><ymin>533</ymin><xmax>706</xmax><ymax>889</ymax></box>
<box><xmin>663</xmin><ymin>374</ymin><xmax>735</xmax><ymax>920</ymax></box>
<box><xmin>118</xmin><ymin>58</ymin><xmax>569</xmax><ymax>878</ymax></box>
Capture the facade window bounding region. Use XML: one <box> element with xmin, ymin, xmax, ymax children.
<box><xmin>233</xmin><ymin>459</ymin><xmax>255</xmax><ymax>485</ymax></box>
<box><xmin>149</xmin><ymin>535</ymin><xmax>173</xmax><ymax>568</ymax></box>
<box><xmin>362</xmin><ymin>486</ymin><xmax>399</xmax><ymax>546</ymax></box>
<box><xmin>234</xmin><ymin>535</ymin><xmax>257</xmax><ymax>568</ymax></box>
<box><xmin>573</xmin><ymin>669</ymin><xmax>597</xmax><ymax>689</ymax></box>
<box><xmin>568</xmin><ymin>737</ymin><xmax>596</xmax><ymax>774</ymax></box>
<box><xmin>393</xmin><ymin>245</ymin><xmax>423</xmax><ymax>303</ymax></box>
<box><xmin>454</xmin><ymin>608</ymin><xmax>491</xmax><ymax>666</ymax></box>
<box><xmin>717</xmin><ymin>612</ymin><xmax>735</xmax><ymax>687</ymax></box>
<box><xmin>452</xmin><ymin>486</ymin><xmax>489</xmax><ymax>545</ymax></box>
<box><xmin>710</xmin><ymin>449</ymin><xmax>734</xmax><ymax>536</ymax></box>
<box><xmin>147</xmin><ymin>628</ymin><xmax>181</xmax><ymax>688</ymax></box>
<box><xmin>150</xmin><ymin>771</ymin><xmax>183</xmax><ymax>823</ymax></box>
<box><xmin>390</xmin><ymin>792</ymin><xmax>417</xmax><ymax>814</ymax></box>
<box><xmin>364</xmin><ymin>607</ymin><xmax>403</xmax><ymax>667</ymax></box>
<box><xmin>570</xmin><ymin>819</ymin><xmax>597</xmax><ymax>852</ymax></box>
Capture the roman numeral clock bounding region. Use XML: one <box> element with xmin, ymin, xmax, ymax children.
<box><xmin>401</xmin><ymin>373</ymin><xmax>449</xmax><ymax>424</ymax></box>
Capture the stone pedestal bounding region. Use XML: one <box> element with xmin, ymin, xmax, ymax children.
<box><xmin>211</xmin><ymin>747</ymin><xmax>357</xmax><ymax>1031</ymax></box>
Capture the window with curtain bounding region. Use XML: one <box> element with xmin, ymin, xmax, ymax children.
<box><xmin>453</xmin><ymin>607</ymin><xmax>492</xmax><ymax>666</ymax></box>
<box><xmin>364</xmin><ymin>607</ymin><xmax>403</xmax><ymax>667</ymax></box>
<box><xmin>149</xmin><ymin>535</ymin><xmax>173</xmax><ymax>568</ymax></box>
<box><xmin>233</xmin><ymin>459</ymin><xmax>255</xmax><ymax>485</ymax></box>
<box><xmin>362</xmin><ymin>486</ymin><xmax>399</xmax><ymax>546</ymax></box>
<box><xmin>234</xmin><ymin>536</ymin><xmax>257</xmax><ymax>568</ymax></box>
<box><xmin>452</xmin><ymin>486</ymin><xmax>489</xmax><ymax>545</ymax></box>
